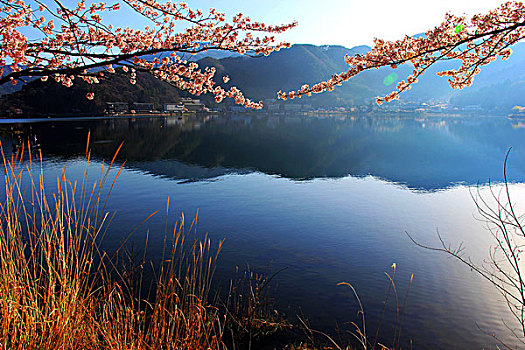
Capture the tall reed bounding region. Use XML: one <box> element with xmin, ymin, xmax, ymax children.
<box><xmin>0</xmin><ymin>138</ymin><xmax>225</xmax><ymax>349</ymax></box>
<box><xmin>0</xmin><ymin>136</ymin><xmax>411</xmax><ymax>350</ymax></box>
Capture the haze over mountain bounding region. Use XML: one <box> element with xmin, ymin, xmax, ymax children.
<box><xmin>1</xmin><ymin>41</ymin><xmax>524</xmax><ymax>115</ymax></box>
<box><xmin>204</xmin><ymin>42</ymin><xmax>525</xmax><ymax>109</ymax></box>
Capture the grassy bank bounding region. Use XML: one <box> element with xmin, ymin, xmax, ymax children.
<box><xmin>0</xmin><ymin>140</ymin><xmax>403</xmax><ymax>350</ymax></box>
<box><xmin>0</xmin><ymin>140</ymin><xmax>236</xmax><ymax>349</ymax></box>
<box><xmin>0</xmin><ymin>141</ymin><xmax>306</xmax><ymax>350</ymax></box>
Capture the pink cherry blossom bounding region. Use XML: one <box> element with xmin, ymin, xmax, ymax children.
<box><xmin>280</xmin><ymin>2</ymin><xmax>525</xmax><ymax>104</ymax></box>
<box><xmin>0</xmin><ymin>0</ymin><xmax>297</xmax><ymax>109</ymax></box>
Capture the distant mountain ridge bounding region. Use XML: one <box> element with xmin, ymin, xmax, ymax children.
<box><xmin>0</xmin><ymin>71</ymin><xmax>182</xmax><ymax>116</ymax></box>
<box><xmin>200</xmin><ymin>42</ymin><xmax>525</xmax><ymax>108</ymax></box>
<box><xmin>1</xmin><ymin>41</ymin><xmax>525</xmax><ymax>115</ymax></box>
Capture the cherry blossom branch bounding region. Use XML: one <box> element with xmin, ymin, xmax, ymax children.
<box><xmin>279</xmin><ymin>1</ymin><xmax>525</xmax><ymax>104</ymax></box>
<box><xmin>0</xmin><ymin>0</ymin><xmax>297</xmax><ymax>107</ymax></box>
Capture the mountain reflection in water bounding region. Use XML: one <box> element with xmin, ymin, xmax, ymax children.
<box><xmin>2</xmin><ymin>113</ymin><xmax>524</xmax><ymax>190</ymax></box>
<box><xmin>1</xmin><ymin>113</ymin><xmax>525</xmax><ymax>349</ymax></box>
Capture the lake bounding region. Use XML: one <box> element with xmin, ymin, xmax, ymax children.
<box><xmin>1</xmin><ymin>113</ymin><xmax>525</xmax><ymax>349</ymax></box>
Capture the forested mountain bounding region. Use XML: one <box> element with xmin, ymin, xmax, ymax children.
<box><xmin>1</xmin><ymin>41</ymin><xmax>524</xmax><ymax>115</ymax></box>
<box><xmin>204</xmin><ymin>42</ymin><xmax>525</xmax><ymax>108</ymax></box>
<box><xmin>0</xmin><ymin>71</ymin><xmax>181</xmax><ymax>115</ymax></box>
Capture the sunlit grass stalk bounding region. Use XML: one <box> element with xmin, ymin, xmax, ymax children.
<box><xmin>0</xmin><ymin>136</ymin><xmax>412</xmax><ymax>350</ymax></box>
<box><xmin>0</xmin><ymin>139</ymin><xmax>225</xmax><ymax>350</ymax></box>
<box><xmin>0</xmin><ymin>140</ymin><xmax>102</xmax><ymax>349</ymax></box>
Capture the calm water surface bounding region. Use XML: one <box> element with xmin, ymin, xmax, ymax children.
<box><xmin>2</xmin><ymin>113</ymin><xmax>525</xmax><ymax>349</ymax></box>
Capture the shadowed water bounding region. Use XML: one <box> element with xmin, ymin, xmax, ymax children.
<box><xmin>1</xmin><ymin>113</ymin><xmax>525</xmax><ymax>349</ymax></box>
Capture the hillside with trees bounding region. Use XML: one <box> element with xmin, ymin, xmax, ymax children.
<box><xmin>0</xmin><ymin>71</ymin><xmax>181</xmax><ymax>116</ymax></box>
<box><xmin>2</xmin><ymin>41</ymin><xmax>525</xmax><ymax>115</ymax></box>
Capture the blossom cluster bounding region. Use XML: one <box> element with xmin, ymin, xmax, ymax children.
<box><xmin>0</xmin><ymin>0</ymin><xmax>297</xmax><ymax>108</ymax></box>
<box><xmin>279</xmin><ymin>1</ymin><xmax>525</xmax><ymax>104</ymax></box>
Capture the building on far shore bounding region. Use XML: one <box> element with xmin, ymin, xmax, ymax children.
<box><xmin>181</xmin><ymin>98</ymin><xmax>205</xmax><ymax>112</ymax></box>
<box><xmin>283</xmin><ymin>104</ymin><xmax>302</xmax><ymax>112</ymax></box>
<box><xmin>131</xmin><ymin>103</ymin><xmax>155</xmax><ymax>113</ymax></box>
<box><xmin>105</xmin><ymin>102</ymin><xmax>154</xmax><ymax>114</ymax></box>
<box><xmin>163</xmin><ymin>103</ymin><xmax>184</xmax><ymax>113</ymax></box>
<box><xmin>105</xmin><ymin>102</ymin><xmax>129</xmax><ymax>114</ymax></box>
<box><xmin>105</xmin><ymin>99</ymin><xmax>206</xmax><ymax>115</ymax></box>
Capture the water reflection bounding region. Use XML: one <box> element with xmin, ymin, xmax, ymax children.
<box><xmin>1</xmin><ymin>113</ymin><xmax>525</xmax><ymax>190</ymax></box>
<box><xmin>1</xmin><ymin>113</ymin><xmax>525</xmax><ymax>349</ymax></box>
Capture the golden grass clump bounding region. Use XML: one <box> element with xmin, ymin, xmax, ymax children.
<box><xmin>0</xmin><ymin>138</ymin><xmax>225</xmax><ymax>350</ymax></box>
<box><xmin>0</xmin><ymin>136</ymin><xmax>408</xmax><ymax>350</ymax></box>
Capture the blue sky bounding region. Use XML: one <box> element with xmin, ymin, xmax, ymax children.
<box><xmin>181</xmin><ymin>0</ymin><xmax>507</xmax><ymax>48</ymax></box>
<box><xmin>40</xmin><ymin>0</ymin><xmax>509</xmax><ymax>49</ymax></box>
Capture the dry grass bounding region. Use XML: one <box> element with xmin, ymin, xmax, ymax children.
<box><xmin>0</xmin><ymin>137</ymin><xmax>409</xmax><ymax>350</ymax></box>
<box><xmin>223</xmin><ymin>266</ymin><xmax>293</xmax><ymax>348</ymax></box>
<box><xmin>0</xmin><ymin>139</ymin><xmax>225</xmax><ymax>350</ymax></box>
